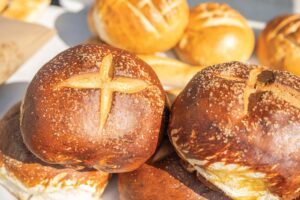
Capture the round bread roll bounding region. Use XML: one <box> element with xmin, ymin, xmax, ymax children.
<box><xmin>257</xmin><ymin>14</ymin><xmax>300</xmax><ymax>76</ymax></box>
<box><xmin>92</xmin><ymin>0</ymin><xmax>189</xmax><ymax>54</ymax></box>
<box><xmin>0</xmin><ymin>103</ymin><xmax>110</xmax><ymax>200</ymax></box>
<box><xmin>169</xmin><ymin>61</ymin><xmax>300</xmax><ymax>200</ymax></box>
<box><xmin>20</xmin><ymin>44</ymin><xmax>166</xmax><ymax>173</ymax></box>
<box><xmin>118</xmin><ymin>152</ymin><xmax>229</xmax><ymax>200</ymax></box>
<box><xmin>175</xmin><ymin>3</ymin><xmax>254</xmax><ymax>66</ymax></box>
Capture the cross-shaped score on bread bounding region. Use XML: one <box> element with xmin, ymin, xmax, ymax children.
<box><xmin>215</xmin><ymin>68</ymin><xmax>300</xmax><ymax>115</ymax></box>
<box><xmin>56</xmin><ymin>54</ymin><xmax>149</xmax><ymax>129</ymax></box>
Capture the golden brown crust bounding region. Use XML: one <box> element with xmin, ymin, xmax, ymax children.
<box><xmin>20</xmin><ymin>44</ymin><xmax>166</xmax><ymax>173</ymax></box>
<box><xmin>1</xmin><ymin>0</ymin><xmax>50</xmax><ymax>22</ymax></box>
<box><xmin>118</xmin><ymin>153</ymin><xmax>229</xmax><ymax>200</ymax></box>
<box><xmin>257</xmin><ymin>14</ymin><xmax>300</xmax><ymax>76</ymax></box>
<box><xmin>92</xmin><ymin>0</ymin><xmax>189</xmax><ymax>54</ymax></box>
<box><xmin>175</xmin><ymin>3</ymin><xmax>254</xmax><ymax>65</ymax></box>
<box><xmin>0</xmin><ymin>103</ymin><xmax>109</xmax><ymax>191</ymax></box>
<box><xmin>169</xmin><ymin>61</ymin><xmax>300</xmax><ymax>199</ymax></box>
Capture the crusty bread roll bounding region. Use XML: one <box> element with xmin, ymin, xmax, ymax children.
<box><xmin>0</xmin><ymin>103</ymin><xmax>110</xmax><ymax>200</ymax></box>
<box><xmin>20</xmin><ymin>44</ymin><xmax>166</xmax><ymax>173</ymax></box>
<box><xmin>169</xmin><ymin>61</ymin><xmax>300</xmax><ymax>200</ymax></box>
<box><xmin>1</xmin><ymin>0</ymin><xmax>50</xmax><ymax>22</ymax></box>
<box><xmin>257</xmin><ymin>14</ymin><xmax>300</xmax><ymax>76</ymax></box>
<box><xmin>139</xmin><ymin>55</ymin><xmax>205</xmax><ymax>88</ymax></box>
<box><xmin>118</xmin><ymin>152</ymin><xmax>229</xmax><ymax>200</ymax></box>
<box><xmin>92</xmin><ymin>0</ymin><xmax>189</xmax><ymax>54</ymax></box>
<box><xmin>175</xmin><ymin>3</ymin><xmax>254</xmax><ymax>65</ymax></box>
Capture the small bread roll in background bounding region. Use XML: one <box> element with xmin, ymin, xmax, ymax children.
<box><xmin>169</xmin><ymin>61</ymin><xmax>300</xmax><ymax>200</ymax></box>
<box><xmin>0</xmin><ymin>103</ymin><xmax>110</xmax><ymax>200</ymax></box>
<box><xmin>20</xmin><ymin>44</ymin><xmax>166</xmax><ymax>173</ymax></box>
<box><xmin>92</xmin><ymin>0</ymin><xmax>189</xmax><ymax>54</ymax></box>
<box><xmin>1</xmin><ymin>0</ymin><xmax>51</xmax><ymax>22</ymax></box>
<box><xmin>175</xmin><ymin>3</ymin><xmax>254</xmax><ymax>66</ymax></box>
<box><xmin>257</xmin><ymin>14</ymin><xmax>300</xmax><ymax>76</ymax></box>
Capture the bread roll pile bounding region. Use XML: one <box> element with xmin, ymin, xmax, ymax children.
<box><xmin>88</xmin><ymin>1</ymin><xmax>254</xmax><ymax>64</ymax></box>
<box><xmin>1</xmin><ymin>1</ymin><xmax>300</xmax><ymax>200</ymax></box>
<box><xmin>1</xmin><ymin>43</ymin><xmax>166</xmax><ymax>199</ymax></box>
<box><xmin>0</xmin><ymin>103</ymin><xmax>110</xmax><ymax>200</ymax></box>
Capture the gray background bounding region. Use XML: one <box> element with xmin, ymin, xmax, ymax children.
<box><xmin>188</xmin><ymin>0</ymin><xmax>296</xmax><ymax>22</ymax></box>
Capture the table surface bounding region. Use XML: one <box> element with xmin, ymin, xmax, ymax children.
<box><xmin>0</xmin><ymin>1</ymin><xmax>298</xmax><ymax>199</ymax></box>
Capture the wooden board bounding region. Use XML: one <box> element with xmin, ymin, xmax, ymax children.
<box><xmin>0</xmin><ymin>16</ymin><xmax>55</xmax><ymax>85</ymax></box>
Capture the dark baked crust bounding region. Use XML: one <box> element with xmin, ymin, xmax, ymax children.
<box><xmin>154</xmin><ymin>154</ymin><xmax>230</xmax><ymax>200</ymax></box>
<box><xmin>20</xmin><ymin>44</ymin><xmax>166</xmax><ymax>173</ymax></box>
<box><xmin>169</xmin><ymin>61</ymin><xmax>300</xmax><ymax>199</ymax></box>
<box><xmin>0</xmin><ymin>102</ymin><xmax>109</xmax><ymax>190</ymax></box>
<box><xmin>118</xmin><ymin>153</ymin><xmax>229</xmax><ymax>200</ymax></box>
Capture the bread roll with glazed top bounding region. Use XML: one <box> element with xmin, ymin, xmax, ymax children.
<box><xmin>92</xmin><ymin>0</ymin><xmax>189</xmax><ymax>54</ymax></box>
<box><xmin>175</xmin><ymin>3</ymin><xmax>254</xmax><ymax>65</ymax></box>
<box><xmin>0</xmin><ymin>103</ymin><xmax>110</xmax><ymax>200</ymax></box>
<box><xmin>20</xmin><ymin>44</ymin><xmax>166</xmax><ymax>173</ymax></box>
<box><xmin>257</xmin><ymin>14</ymin><xmax>300</xmax><ymax>76</ymax></box>
<box><xmin>169</xmin><ymin>61</ymin><xmax>300</xmax><ymax>200</ymax></box>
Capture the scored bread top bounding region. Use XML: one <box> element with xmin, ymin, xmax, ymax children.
<box><xmin>20</xmin><ymin>44</ymin><xmax>165</xmax><ymax>173</ymax></box>
<box><xmin>187</xmin><ymin>3</ymin><xmax>249</xmax><ymax>31</ymax></box>
<box><xmin>92</xmin><ymin>0</ymin><xmax>189</xmax><ymax>53</ymax></box>
<box><xmin>176</xmin><ymin>3</ymin><xmax>254</xmax><ymax>66</ymax></box>
<box><xmin>169</xmin><ymin>61</ymin><xmax>300</xmax><ymax>199</ymax></box>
